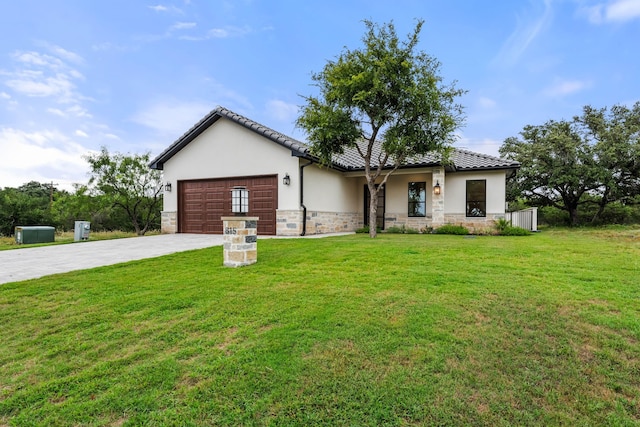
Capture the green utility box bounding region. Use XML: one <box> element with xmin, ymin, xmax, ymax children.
<box><xmin>15</xmin><ymin>226</ymin><xmax>55</xmax><ymax>244</ymax></box>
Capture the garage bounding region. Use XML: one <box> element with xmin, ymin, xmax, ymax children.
<box><xmin>178</xmin><ymin>175</ymin><xmax>278</xmax><ymax>235</ymax></box>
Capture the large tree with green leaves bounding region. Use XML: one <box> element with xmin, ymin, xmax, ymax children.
<box><xmin>296</xmin><ymin>19</ymin><xmax>465</xmax><ymax>237</ymax></box>
<box><xmin>501</xmin><ymin>121</ymin><xmax>600</xmax><ymax>226</ymax></box>
<box><xmin>500</xmin><ymin>102</ymin><xmax>640</xmax><ymax>226</ymax></box>
<box><xmin>85</xmin><ymin>148</ymin><xmax>163</xmax><ymax>235</ymax></box>
<box><xmin>577</xmin><ymin>102</ymin><xmax>640</xmax><ymax>222</ymax></box>
<box><xmin>0</xmin><ymin>182</ymin><xmax>59</xmax><ymax>236</ymax></box>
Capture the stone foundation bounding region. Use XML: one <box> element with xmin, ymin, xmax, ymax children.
<box><xmin>276</xmin><ymin>210</ymin><xmax>303</xmax><ymax>236</ymax></box>
<box><xmin>276</xmin><ymin>210</ymin><xmax>361</xmax><ymax>236</ymax></box>
<box><xmin>305</xmin><ymin>211</ymin><xmax>361</xmax><ymax>235</ymax></box>
<box><xmin>161</xmin><ymin>211</ymin><xmax>177</xmax><ymax>234</ymax></box>
<box><xmin>384</xmin><ymin>213</ymin><xmax>433</xmax><ymax>232</ymax></box>
<box><xmin>383</xmin><ymin>212</ymin><xmax>505</xmax><ymax>234</ymax></box>
<box><xmin>442</xmin><ymin>213</ymin><xmax>505</xmax><ymax>234</ymax></box>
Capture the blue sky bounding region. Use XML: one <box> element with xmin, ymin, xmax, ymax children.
<box><xmin>1</xmin><ymin>0</ymin><xmax>639</xmax><ymax>190</ymax></box>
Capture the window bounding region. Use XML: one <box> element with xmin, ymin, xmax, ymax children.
<box><xmin>408</xmin><ymin>182</ymin><xmax>426</xmax><ymax>217</ymax></box>
<box><xmin>466</xmin><ymin>180</ymin><xmax>486</xmax><ymax>217</ymax></box>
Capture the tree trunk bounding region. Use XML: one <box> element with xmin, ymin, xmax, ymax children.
<box><xmin>568</xmin><ymin>206</ymin><xmax>579</xmax><ymax>227</ymax></box>
<box><xmin>368</xmin><ymin>182</ymin><xmax>378</xmax><ymax>238</ymax></box>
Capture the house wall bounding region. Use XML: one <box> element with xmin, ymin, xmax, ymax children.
<box><xmin>353</xmin><ymin>169</ymin><xmax>508</xmax><ymax>233</ymax></box>
<box><xmin>277</xmin><ymin>162</ymin><xmax>361</xmax><ymax>236</ymax></box>
<box><xmin>381</xmin><ymin>171</ymin><xmax>435</xmax><ymax>232</ymax></box>
<box><xmin>444</xmin><ymin>170</ymin><xmax>506</xmax><ymax>214</ymax></box>
<box><xmin>159</xmin><ymin>117</ymin><xmax>511</xmax><ymax>235</ymax></box>
<box><xmin>304</xmin><ymin>165</ymin><xmax>359</xmax><ymax>212</ymax></box>
<box><xmin>442</xmin><ymin>170</ymin><xmax>507</xmax><ymax>232</ymax></box>
<box><xmin>160</xmin><ymin>118</ymin><xmax>301</xmax><ymax>233</ymax></box>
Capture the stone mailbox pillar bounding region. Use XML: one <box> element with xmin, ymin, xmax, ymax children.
<box><xmin>222</xmin><ymin>217</ymin><xmax>258</xmax><ymax>267</ymax></box>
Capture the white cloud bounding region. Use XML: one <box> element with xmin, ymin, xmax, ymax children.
<box><xmin>207</xmin><ymin>25</ymin><xmax>252</xmax><ymax>38</ymax></box>
<box><xmin>494</xmin><ymin>0</ymin><xmax>554</xmax><ymax>66</ymax></box>
<box><xmin>455</xmin><ymin>134</ymin><xmax>503</xmax><ymax>157</ymax></box>
<box><xmin>5</xmin><ymin>71</ymin><xmax>75</xmax><ymax>98</ymax></box>
<box><xmin>67</xmin><ymin>105</ymin><xmax>92</xmax><ymax>118</ymax></box>
<box><xmin>149</xmin><ymin>5</ymin><xmax>168</xmax><ymax>12</ymax></box>
<box><xmin>171</xmin><ymin>22</ymin><xmax>197</xmax><ymax>30</ymax></box>
<box><xmin>148</xmin><ymin>4</ymin><xmax>183</xmax><ymax>14</ymax></box>
<box><xmin>13</xmin><ymin>51</ymin><xmax>64</xmax><ymax>69</ymax></box>
<box><xmin>40</xmin><ymin>43</ymin><xmax>85</xmax><ymax>65</ymax></box>
<box><xmin>543</xmin><ymin>79</ymin><xmax>592</xmax><ymax>97</ymax></box>
<box><xmin>180</xmin><ymin>25</ymin><xmax>257</xmax><ymax>41</ymax></box>
<box><xmin>75</xmin><ymin>130</ymin><xmax>89</xmax><ymax>137</ymax></box>
<box><xmin>266</xmin><ymin>99</ymin><xmax>298</xmax><ymax>122</ymax></box>
<box><xmin>477</xmin><ymin>97</ymin><xmax>497</xmax><ymax>109</ymax></box>
<box><xmin>2</xmin><ymin>48</ymin><xmax>86</xmax><ymax>104</ymax></box>
<box><xmin>46</xmin><ymin>105</ymin><xmax>92</xmax><ymax>119</ymax></box>
<box><xmin>47</xmin><ymin>108</ymin><xmax>66</xmax><ymax>117</ymax></box>
<box><xmin>0</xmin><ymin>127</ymin><xmax>93</xmax><ymax>190</ymax></box>
<box><xmin>583</xmin><ymin>0</ymin><xmax>640</xmax><ymax>24</ymax></box>
<box><xmin>0</xmin><ymin>92</ymin><xmax>10</xmax><ymax>100</ymax></box>
<box><xmin>131</xmin><ymin>100</ymin><xmax>212</xmax><ymax>136</ymax></box>
<box><xmin>91</xmin><ymin>42</ymin><xmax>134</xmax><ymax>52</ymax></box>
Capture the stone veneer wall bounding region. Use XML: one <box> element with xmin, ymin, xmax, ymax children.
<box><xmin>443</xmin><ymin>213</ymin><xmax>505</xmax><ymax>234</ymax></box>
<box><xmin>276</xmin><ymin>210</ymin><xmax>361</xmax><ymax>236</ymax></box>
<box><xmin>384</xmin><ymin>212</ymin><xmax>506</xmax><ymax>234</ymax></box>
<box><xmin>276</xmin><ymin>210</ymin><xmax>303</xmax><ymax>236</ymax></box>
<box><xmin>384</xmin><ymin>213</ymin><xmax>433</xmax><ymax>232</ymax></box>
<box><xmin>161</xmin><ymin>211</ymin><xmax>177</xmax><ymax>234</ymax></box>
<box><xmin>431</xmin><ymin>168</ymin><xmax>445</xmax><ymax>226</ymax></box>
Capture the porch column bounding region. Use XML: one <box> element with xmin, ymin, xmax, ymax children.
<box><xmin>432</xmin><ymin>169</ymin><xmax>445</xmax><ymax>227</ymax></box>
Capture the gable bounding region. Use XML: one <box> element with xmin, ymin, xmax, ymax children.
<box><xmin>159</xmin><ymin>117</ymin><xmax>299</xmax><ymax>181</ymax></box>
<box><xmin>149</xmin><ymin>106</ymin><xmax>310</xmax><ymax>171</ymax></box>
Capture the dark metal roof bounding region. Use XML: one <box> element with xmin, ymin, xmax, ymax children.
<box><xmin>149</xmin><ymin>106</ymin><xmax>519</xmax><ymax>173</ymax></box>
<box><xmin>332</xmin><ymin>140</ymin><xmax>520</xmax><ymax>171</ymax></box>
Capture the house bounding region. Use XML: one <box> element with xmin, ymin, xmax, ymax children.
<box><xmin>149</xmin><ymin>106</ymin><xmax>520</xmax><ymax>236</ymax></box>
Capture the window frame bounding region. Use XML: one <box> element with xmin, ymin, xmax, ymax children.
<box><xmin>407</xmin><ymin>181</ymin><xmax>427</xmax><ymax>217</ymax></box>
<box><xmin>466</xmin><ymin>179</ymin><xmax>487</xmax><ymax>218</ymax></box>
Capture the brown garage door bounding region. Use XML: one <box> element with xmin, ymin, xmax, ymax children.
<box><xmin>178</xmin><ymin>175</ymin><xmax>277</xmax><ymax>235</ymax></box>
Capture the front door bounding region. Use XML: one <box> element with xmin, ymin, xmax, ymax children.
<box><xmin>364</xmin><ymin>185</ymin><xmax>385</xmax><ymax>230</ymax></box>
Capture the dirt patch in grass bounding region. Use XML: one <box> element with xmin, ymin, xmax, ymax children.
<box><xmin>109</xmin><ymin>417</ymin><xmax>128</xmax><ymax>427</ymax></box>
<box><xmin>215</xmin><ymin>326</ymin><xmax>239</xmax><ymax>354</ymax></box>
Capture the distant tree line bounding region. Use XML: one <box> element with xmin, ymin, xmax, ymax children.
<box><xmin>0</xmin><ymin>149</ymin><xmax>163</xmax><ymax>237</ymax></box>
<box><xmin>500</xmin><ymin>102</ymin><xmax>640</xmax><ymax>226</ymax></box>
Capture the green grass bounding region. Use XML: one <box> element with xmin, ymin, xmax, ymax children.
<box><xmin>1</xmin><ymin>229</ymin><xmax>639</xmax><ymax>426</ymax></box>
<box><xmin>0</xmin><ymin>230</ymin><xmax>159</xmax><ymax>251</ymax></box>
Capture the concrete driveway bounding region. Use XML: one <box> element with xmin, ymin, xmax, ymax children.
<box><xmin>0</xmin><ymin>234</ymin><xmax>225</xmax><ymax>285</ymax></box>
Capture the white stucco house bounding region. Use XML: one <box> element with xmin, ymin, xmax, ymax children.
<box><xmin>149</xmin><ymin>106</ymin><xmax>520</xmax><ymax>236</ymax></box>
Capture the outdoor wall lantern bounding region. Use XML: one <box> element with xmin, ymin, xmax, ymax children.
<box><xmin>283</xmin><ymin>173</ymin><xmax>291</xmax><ymax>186</ymax></box>
<box><xmin>231</xmin><ymin>186</ymin><xmax>249</xmax><ymax>215</ymax></box>
<box><xmin>433</xmin><ymin>181</ymin><xmax>441</xmax><ymax>196</ymax></box>
<box><xmin>164</xmin><ymin>182</ymin><xmax>172</xmax><ymax>192</ymax></box>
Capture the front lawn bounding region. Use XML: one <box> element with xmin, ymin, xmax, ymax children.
<box><xmin>1</xmin><ymin>230</ymin><xmax>639</xmax><ymax>426</ymax></box>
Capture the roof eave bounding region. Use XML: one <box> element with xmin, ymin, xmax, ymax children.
<box><xmin>451</xmin><ymin>164</ymin><xmax>521</xmax><ymax>173</ymax></box>
<box><xmin>148</xmin><ymin>107</ymin><xmax>312</xmax><ymax>170</ymax></box>
<box><xmin>148</xmin><ymin>111</ymin><xmax>222</xmax><ymax>170</ymax></box>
